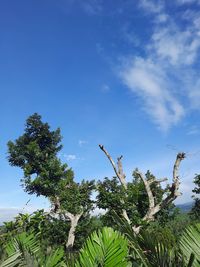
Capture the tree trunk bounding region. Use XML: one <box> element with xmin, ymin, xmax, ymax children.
<box><xmin>65</xmin><ymin>213</ymin><xmax>82</xmax><ymax>250</ymax></box>
<box><xmin>50</xmin><ymin>196</ymin><xmax>84</xmax><ymax>250</ymax></box>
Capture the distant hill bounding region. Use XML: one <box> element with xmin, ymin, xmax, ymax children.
<box><xmin>176</xmin><ymin>202</ymin><xmax>194</xmax><ymax>213</ymax></box>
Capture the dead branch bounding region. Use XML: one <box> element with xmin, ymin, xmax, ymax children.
<box><xmin>160</xmin><ymin>152</ymin><xmax>186</xmax><ymax>208</ymax></box>
<box><xmin>99</xmin><ymin>145</ymin><xmax>185</xmax><ymax>234</ymax></box>
<box><xmin>99</xmin><ymin>144</ymin><xmax>130</xmax><ymax>225</ymax></box>
<box><xmin>137</xmin><ymin>152</ymin><xmax>186</xmax><ymax>224</ymax></box>
<box><xmin>99</xmin><ymin>145</ymin><xmax>127</xmax><ymax>189</ymax></box>
<box><xmin>135</xmin><ymin>170</ymin><xmax>155</xmax><ymax>212</ymax></box>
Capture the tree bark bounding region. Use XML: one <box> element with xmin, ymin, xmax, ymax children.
<box><xmin>50</xmin><ymin>196</ymin><xmax>83</xmax><ymax>249</ymax></box>
<box><xmin>64</xmin><ymin>212</ymin><xmax>83</xmax><ymax>250</ymax></box>
<box><xmin>99</xmin><ymin>145</ymin><xmax>130</xmax><ymax>225</ymax></box>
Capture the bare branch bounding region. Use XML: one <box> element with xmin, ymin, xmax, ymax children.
<box><xmin>160</xmin><ymin>152</ymin><xmax>186</xmax><ymax>207</ymax></box>
<box><xmin>141</xmin><ymin>152</ymin><xmax>185</xmax><ymax>223</ymax></box>
<box><xmin>154</xmin><ymin>177</ymin><xmax>168</xmax><ymax>183</ymax></box>
<box><xmin>99</xmin><ymin>145</ymin><xmax>185</xmax><ymax>235</ymax></box>
<box><xmin>99</xmin><ymin>144</ymin><xmax>130</xmax><ymax>224</ymax></box>
<box><xmin>122</xmin><ymin>210</ymin><xmax>131</xmax><ymax>224</ymax></box>
<box><xmin>134</xmin><ymin>153</ymin><xmax>185</xmax><ymax>227</ymax></box>
<box><xmin>99</xmin><ymin>145</ymin><xmax>118</xmax><ymax>177</ymax></box>
<box><xmin>99</xmin><ymin>144</ymin><xmax>127</xmax><ymax>189</ymax></box>
<box><xmin>136</xmin><ymin>170</ymin><xmax>155</xmax><ymax>211</ymax></box>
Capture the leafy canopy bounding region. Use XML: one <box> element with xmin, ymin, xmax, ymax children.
<box><xmin>7</xmin><ymin>113</ymin><xmax>95</xmax><ymax>215</ymax></box>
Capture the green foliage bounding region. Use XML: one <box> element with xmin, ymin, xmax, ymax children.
<box><xmin>7</xmin><ymin>114</ymin><xmax>95</xmax><ymax>215</ymax></box>
<box><xmin>0</xmin><ymin>232</ymin><xmax>40</xmax><ymax>266</ymax></box>
<box><xmin>1</xmin><ymin>212</ymin><xmax>199</xmax><ymax>267</ymax></box>
<box><xmin>7</xmin><ymin>113</ymin><xmax>69</xmax><ymax>197</ymax></box>
<box><xmin>2</xmin><ymin>210</ymin><xmax>70</xmax><ymax>250</ymax></box>
<box><xmin>74</xmin><ymin>215</ymin><xmax>103</xmax><ymax>250</ymax></box>
<box><xmin>97</xmin><ymin>170</ymin><xmax>168</xmax><ymax>228</ymax></box>
<box><xmin>149</xmin><ymin>209</ymin><xmax>191</xmax><ymax>240</ymax></box>
<box><xmin>190</xmin><ymin>174</ymin><xmax>200</xmax><ymax>220</ymax></box>
<box><xmin>112</xmin><ymin>212</ymin><xmax>198</xmax><ymax>267</ymax></box>
<box><xmin>1</xmin><ymin>210</ymin><xmax>104</xmax><ymax>252</ymax></box>
<box><xmin>75</xmin><ymin>227</ymin><xmax>129</xmax><ymax>267</ymax></box>
<box><xmin>4</xmin><ymin>113</ymin><xmax>200</xmax><ymax>266</ymax></box>
<box><xmin>7</xmin><ymin>113</ymin><xmax>96</xmax><ymax>249</ymax></box>
<box><xmin>190</xmin><ymin>199</ymin><xmax>200</xmax><ymax>220</ymax></box>
<box><xmin>179</xmin><ymin>223</ymin><xmax>200</xmax><ymax>266</ymax></box>
<box><xmin>0</xmin><ymin>232</ymin><xmax>66</xmax><ymax>267</ymax></box>
<box><xmin>58</xmin><ymin>179</ymin><xmax>95</xmax><ymax>215</ymax></box>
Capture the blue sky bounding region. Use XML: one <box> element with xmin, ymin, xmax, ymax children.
<box><xmin>1</xmin><ymin>0</ymin><xmax>200</xmax><ymax>222</ymax></box>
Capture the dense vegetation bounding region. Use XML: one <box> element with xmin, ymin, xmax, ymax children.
<box><xmin>0</xmin><ymin>113</ymin><xmax>200</xmax><ymax>266</ymax></box>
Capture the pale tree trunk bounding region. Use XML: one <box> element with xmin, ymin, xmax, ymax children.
<box><xmin>65</xmin><ymin>212</ymin><xmax>83</xmax><ymax>250</ymax></box>
<box><xmin>99</xmin><ymin>145</ymin><xmax>185</xmax><ymax>235</ymax></box>
<box><xmin>51</xmin><ymin>196</ymin><xmax>83</xmax><ymax>249</ymax></box>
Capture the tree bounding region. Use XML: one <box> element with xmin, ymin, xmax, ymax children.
<box><xmin>190</xmin><ymin>174</ymin><xmax>200</xmax><ymax>220</ymax></box>
<box><xmin>97</xmin><ymin>145</ymin><xmax>185</xmax><ymax>234</ymax></box>
<box><xmin>97</xmin><ymin>171</ymin><xmax>173</xmax><ymax>229</ymax></box>
<box><xmin>7</xmin><ymin>113</ymin><xmax>95</xmax><ymax>249</ymax></box>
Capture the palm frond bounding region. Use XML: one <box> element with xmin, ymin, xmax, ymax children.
<box><xmin>1</xmin><ymin>232</ymin><xmax>39</xmax><ymax>267</ymax></box>
<box><xmin>40</xmin><ymin>247</ymin><xmax>65</xmax><ymax>267</ymax></box>
<box><xmin>180</xmin><ymin>223</ymin><xmax>200</xmax><ymax>267</ymax></box>
<box><xmin>75</xmin><ymin>227</ymin><xmax>129</xmax><ymax>267</ymax></box>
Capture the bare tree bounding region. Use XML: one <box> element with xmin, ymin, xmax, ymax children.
<box><xmin>99</xmin><ymin>144</ymin><xmax>185</xmax><ymax>234</ymax></box>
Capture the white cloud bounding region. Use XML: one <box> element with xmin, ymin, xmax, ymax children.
<box><xmin>78</xmin><ymin>140</ymin><xmax>88</xmax><ymax>146</ymax></box>
<box><xmin>188</xmin><ymin>78</ymin><xmax>200</xmax><ymax>108</ymax></box>
<box><xmin>120</xmin><ymin>57</ymin><xmax>184</xmax><ymax>131</ymax></box>
<box><xmin>82</xmin><ymin>0</ymin><xmax>102</xmax><ymax>15</ymax></box>
<box><xmin>176</xmin><ymin>0</ymin><xmax>200</xmax><ymax>5</ymax></box>
<box><xmin>121</xmin><ymin>25</ymin><xmax>140</xmax><ymax>46</ymax></box>
<box><xmin>0</xmin><ymin>206</ymin><xmax>44</xmax><ymax>225</ymax></box>
<box><xmin>101</xmin><ymin>84</ymin><xmax>110</xmax><ymax>92</ymax></box>
<box><xmin>139</xmin><ymin>0</ymin><xmax>164</xmax><ymax>13</ymax></box>
<box><xmin>187</xmin><ymin>125</ymin><xmax>200</xmax><ymax>135</ymax></box>
<box><xmin>151</xmin><ymin>26</ymin><xmax>200</xmax><ymax>66</ymax></box>
<box><xmin>64</xmin><ymin>154</ymin><xmax>77</xmax><ymax>160</ymax></box>
<box><xmin>119</xmin><ymin>2</ymin><xmax>200</xmax><ymax>130</ymax></box>
<box><xmin>155</xmin><ymin>13</ymin><xmax>169</xmax><ymax>23</ymax></box>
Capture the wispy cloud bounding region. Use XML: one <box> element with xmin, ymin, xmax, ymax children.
<box><xmin>78</xmin><ymin>140</ymin><xmax>88</xmax><ymax>147</ymax></box>
<box><xmin>56</xmin><ymin>0</ymin><xmax>103</xmax><ymax>16</ymax></box>
<box><xmin>176</xmin><ymin>0</ymin><xmax>200</xmax><ymax>5</ymax></box>
<box><xmin>101</xmin><ymin>84</ymin><xmax>110</xmax><ymax>92</ymax></box>
<box><xmin>139</xmin><ymin>0</ymin><xmax>164</xmax><ymax>14</ymax></box>
<box><xmin>81</xmin><ymin>0</ymin><xmax>102</xmax><ymax>15</ymax></box>
<box><xmin>119</xmin><ymin>1</ymin><xmax>200</xmax><ymax>130</ymax></box>
<box><xmin>187</xmin><ymin>125</ymin><xmax>200</xmax><ymax>135</ymax></box>
<box><xmin>121</xmin><ymin>24</ymin><xmax>140</xmax><ymax>46</ymax></box>
<box><xmin>150</xmin><ymin>25</ymin><xmax>200</xmax><ymax>66</ymax></box>
<box><xmin>64</xmin><ymin>154</ymin><xmax>77</xmax><ymax>161</ymax></box>
<box><xmin>120</xmin><ymin>57</ymin><xmax>184</xmax><ymax>131</ymax></box>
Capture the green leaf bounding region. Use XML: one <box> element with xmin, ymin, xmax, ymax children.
<box><xmin>180</xmin><ymin>223</ymin><xmax>200</xmax><ymax>267</ymax></box>
<box><xmin>75</xmin><ymin>227</ymin><xmax>129</xmax><ymax>267</ymax></box>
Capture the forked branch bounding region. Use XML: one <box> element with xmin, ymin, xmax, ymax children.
<box><xmin>99</xmin><ymin>144</ymin><xmax>129</xmax><ymax>224</ymax></box>
<box><xmin>99</xmin><ymin>145</ymin><xmax>127</xmax><ymax>189</ymax></box>
<box><xmin>50</xmin><ymin>195</ymin><xmax>83</xmax><ymax>249</ymax></box>
<box><xmin>99</xmin><ymin>145</ymin><xmax>185</xmax><ymax>234</ymax></box>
